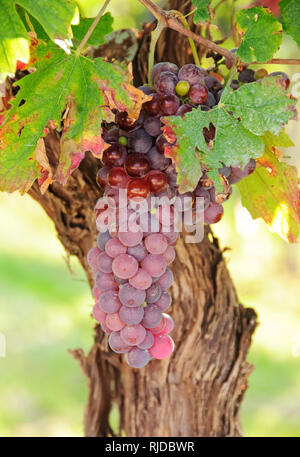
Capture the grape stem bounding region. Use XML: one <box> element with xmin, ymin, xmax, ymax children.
<box><xmin>171</xmin><ymin>11</ymin><xmax>201</xmax><ymax>68</ymax></box>
<box><xmin>138</xmin><ymin>0</ymin><xmax>300</xmax><ymax>66</ymax></box>
<box><xmin>77</xmin><ymin>0</ymin><xmax>111</xmax><ymax>52</ymax></box>
<box><xmin>148</xmin><ymin>20</ymin><xmax>166</xmax><ymax>86</ymax></box>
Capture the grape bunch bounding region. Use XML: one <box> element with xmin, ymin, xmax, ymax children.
<box><xmin>87</xmin><ymin>61</ymin><xmax>289</xmax><ymax>368</ymax></box>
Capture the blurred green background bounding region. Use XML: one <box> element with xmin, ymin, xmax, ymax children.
<box><xmin>1</xmin><ymin>0</ymin><xmax>300</xmax><ymax>437</ymax></box>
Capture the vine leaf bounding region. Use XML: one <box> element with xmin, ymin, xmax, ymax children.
<box><xmin>72</xmin><ymin>12</ymin><xmax>113</xmax><ymax>47</ymax></box>
<box><xmin>238</xmin><ymin>133</ymin><xmax>300</xmax><ymax>243</ymax></box>
<box><xmin>191</xmin><ymin>0</ymin><xmax>211</xmax><ymax>23</ymax></box>
<box><xmin>279</xmin><ymin>0</ymin><xmax>300</xmax><ymax>47</ymax></box>
<box><xmin>236</xmin><ymin>7</ymin><xmax>282</xmax><ymax>63</ymax></box>
<box><xmin>0</xmin><ymin>43</ymin><xmax>148</xmax><ymax>193</ymax></box>
<box><xmin>0</xmin><ymin>0</ymin><xmax>78</xmax><ymax>82</ymax></box>
<box><xmin>221</xmin><ymin>77</ymin><xmax>296</xmax><ymax>135</ymax></box>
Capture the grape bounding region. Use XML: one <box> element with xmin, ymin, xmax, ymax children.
<box><xmin>138</xmin><ymin>212</ymin><xmax>160</xmax><ymax>235</ymax></box>
<box><xmin>161</xmin><ymin>313</ymin><xmax>174</xmax><ymax>335</ymax></box>
<box><xmin>119</xmin><ymin>305</ymin><xmax>144</xmax><ymax>325</ymax></box>
<box><xmin>102</xmin><ymin>144</ymin><xmax>126</xmax><ymax>167</ymax></box>
<box><xmin>125</xmin><ymin>347</ymin><xmax>150</xmax><ymax>368</ymax></box>
<box><xmin>118</xmin><ymin>135</ymin><xmax>128</xmax><ymax>146</ymax></box>
<box><xmin>194</xmin><ymin>187</ymin><xmax>210</xmax><ymax>210</ymax></box>
<box><xmin>151</xmin><ymin>62</ymin><xmax>179</xmax><ymax>82</ymax></box>
<box><xmin>204</xmin><ymin>202</ymin><xmax>224</xmax><ymax>224</ymax></box>
<box><xmin>120</xmin><ymin>324</ymin><xmax>146</xmax><ymax>346</ymax></box>
<box><xmin>108</xmin><ymin>167</ymin><xmax>129</xmax><ymax>188</ymax></box>
<box><xmin>128</xmin><ymin>128</ymin><xmax>152</xmax><ymax>154</ymax></box>
<box><xmin>115</xmin><ymin>111</ymin><xmax>143</xmax><ymax>131</ymax></box>
<box><xmin>129</xmin><ymin>268</ymin><xmax>152</xmax><ymax>290</ymax></box>
<box><xmin>159</xmin><ymin>94</ymin><xmax>180</xmax><ymax>115</ymax></box>
<box><xmin>147</xmin><ymin>147</ymin><xmax>171</xmax><ymax>171</ymax></box>
<box><xmin>176</xmin><ymin>103</ymin><xmax>193</xmax><ymax>117</ymax></box>
<box><xmin>97</xmin><ymin>230</ymin><xmax>111</xmax><ymax>250</ymax></box>
<box><xmin>97</xmin><ymin>251</ymin><xmax>113</xmax><ymax>273</ymax></box>
<box><xmin>244</xmin><ymin>158</ymin><xmax>256</xmax><ymax>176</ymax></box>
<box><xmin>255</xmin><ymin>68</ymin><xmax>268</xmax><ymax>80</ymax></box>
<box><xmin>156</xmin><ymin>134</ymin><xmax>172</xmax><ymax>154</ymax></box>
<box><xmin>230</xmin><ymin>80</ymin><xmax>239</xmax><ymax>90</ymax></box>
<box><xmin>101</xmin><ymin>321</ymin><xmax>113</xmax><ymax>335</ymax></box>
<box><xmin>138</xmin><ymin>85</ymin><xmax>153</xmax><ymax>95</ymax></box>
<box><xmin>112</xmin><ymin>253</ymin><xmax>138</xmax><ymax>279</ymax></box>
<box><xmin>106</xmin><ymin>312</ymin><xmax>125</xmax><ymax>331</ymax></box>
<box><xmin>109</xmin><ymin>331</ymin><xmax>131</xmax><ymax>353</ymax></box>
<box><xmin>165</xmin><ymin>165</ymin><xmax>178</xmax><ymax>188</ymax></box>
<box><xmin>141</xmin><ymin>254</ymin><xmax>167</xmax><ymax>277</ymax></box>
<box><xmin>157</xmin><ymin>268</ymin><xmax>174</xmax><ymax>290</ymax></box>
<box><xmin>238</xmin><ymin>69</ymin><xmax>255</xmax><ymax>83</ymax></box>
<box><xmin>119</xmin><ymin>283</ymin><xmax>146</xmax><ymax>307</ymax></box>
<box><xmin>145</xmin><ymin>233</ymin><xmax>168</xmax><ymax>255</ymax></box>
<box><xmin>127</xmin><ymin>243</ymin><xmax>147</xmax><ymax>262</ymax></box>
<box><xmin>105</xmin><ymin>238</ymin><xmax>127</xmax><ymax>258</ymax></box>
<box><xmin>95</xmin><ymin>271</ymin><xmax>118</xmax><ymax>291</ymax></box>
<box><xmin>125</xmin><ymin>153</ymin><xmax>150</xmax><ymax>177</ymax></box>
<box><xmin>218</xmin><ymin>164</ymin><xmax>231</xmax><ymax>178</ymax></box>
<box><xmin>174</xmin><ymin>192</ymin><xmax>193</xmax><ymax>212</ymax></box>
<box><xmin>204</xmin><ymin>76</ymin><xmax>222</xmax><ymax>91</ymax></box>
<box><xmin>146</xmin><ymin>282</ymin><xmax>162</xmax><ymax>304</ymax></box>
<box><xmin>189</xmin><ymin>84</ymin><xmax>208</xmax><ymax>104</ymax></box>
<box><xmin>205</xmin><ymin>92</ymin><xmax>216</xmax><ymax>108</ymax></box>
<box><xmin>92</xmin><ymin>304</ymin><xmax>106</xmax><ymax>324</ymax></box>
<box><xmin>161</xmin><ymin>228</ymin><xmax>179</xmax><ymax>245</ymax></box>
<box><xmin>149</xmin><ymin>334</ymin><xmax>174</xmax><ymax>359</ymax></box>
<box><xmin>138</xmin><ymin>330</ymin><xmax>155</xmax><ymax>350</ymax></box>
<box><xmin>143</xmin><ymin>93</ymin><xmax>161</xmax><ymax>116</ymax></box>
<box><xmin>176</xmin><ymin>80</ymin><xmax>190</xmax><ymax>96</ymax></box>
<box><xmin>163</xmin><ymin>246</ymin><xmax>176</xmax><ymax>265</ymax></box>
<box><xmin>103</xmin><ymin>127</ymin><xmax>119</xmax><ymax>143</ymax></box>
<box><xmin>127</xmin><ymin>178</ymin><xmax>150</xmax><ymax>200</ymax></box>
<box><xmin>96</xmin><ymin>167</ymin><xmax>109</xmax><ymax>188</ymax></box>
<box><xmin>87</xmin><ymin>246</ymin><xmax>101</xmax><ymax>270</ymax></box>
<box><xmin>98</xmin><ymin>290</ymin><xmax>122</xmax><ymax>313</ymax></box>
<box><xmin>178</xmin><ymin>64</ymin><xmax>206</xmax><ymax>86</ymax></box>
<box><xmin>154</xmin><ymin>71</ymin><xmax>178</xmax><ymax>95</ymax></box>
<box><xmin>156</xmin><ymin>204</ymin><xmax>176</xmax><ymax>226</ymax></box>
<box><xmin>118</xmin><ymin>225</ymin><xmax>143</xmax><ymax>247</ymax></box>
<box><xmin>92</xmin><ymin>286</ymin><xmax>103</xmax><ymax>301</ymax></box>
<box><xmin>156</xmin><ymin>292</ymin><xmax>172</xmax><ymax>312</ymax></box>
<box><xmin>147</xmin><ymin>170</ymin><xmax>167</xmax><ymax>194</ymax></box>
<box><xmin>144</xmin><ymin>116</ymin><xmax>162</xmax><ymax>137</ymax></box>
<box><xmin>142</xmin><ymin>304</ymin><xmax>162</xmax><ymax>329</ymax></box>
<box><xmin>150</xmin><ymin>318</ymin><xmax>166</xmax><ymax>335</ymax></box>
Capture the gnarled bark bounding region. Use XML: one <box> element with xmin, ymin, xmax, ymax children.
<box><xmin>28</xmin><ymin>0</ymin><xmax>257</xmax><ymax>437</ymax></box>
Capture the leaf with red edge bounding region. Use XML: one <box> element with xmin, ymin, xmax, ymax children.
<box><xmin>0</xmin><ymin>43</ymin><xmax>148</xmax><ymax>193</ymax></box>
<box><xmin>238</xmin><ymin>132</ymin><xmax>300</xmax><ymax>243</ymax></box>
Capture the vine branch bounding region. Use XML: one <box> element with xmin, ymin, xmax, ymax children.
<box><xmin>77</xmin><ymin>0</ymin><xmax>111</xmax><ymax>52</ymax></box>
<box><xmin>138</xmin><ymin>0</ymin><xmax>300</xmax><ymax>66</ymax></box>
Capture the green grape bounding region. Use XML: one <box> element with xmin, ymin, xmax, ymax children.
<box><xmin>175</xmin><ymin>80</ymin><xmax>190</xmax><ymax>96</ymax></box>
<box><xmin>118</xmin><ymin>136</ymin><xmax>128</xmax><ymax>146</ymax></box>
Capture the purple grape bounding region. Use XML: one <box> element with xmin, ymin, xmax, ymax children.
<box><xmin>154</xmin><ymin>71</ymin><xmax>178</xmax><ymax>96</ymax></box>
<box><xmin>144</xmin><ymin>116</ymin><xmax>162</xmax><ymax>137</ymax></box>
<box><xmin>159</xmin><ymin>94</ymin><xmax>180</xmax><ymax>115</ymax></box>
<box><xmin>119</xmin><ymin>305</ymin><xmax>144</xmax><ymax>325</ymax></box>
<box><xmin>178</xmin><ymin>64</ymin><xmax>207</xmax><ymax>86</ymax></box>
<box><xmin>142</xmin><ymin>304</ymin><xmax>162</xmax><ymax>329</ymax></box>
<box><xmin>151</xmin><ymin>62</ymin><xmax>179</xmax><ymax>83</ymax></box>
<box><xmin>146</xmin><ymin>283</ymin><xmax>162</xmax><ymax>304</ymax></box>
<box><xmin>98</xmin><ymin>290</ymin><xmax>122</xmax><ymax>313</ymax></box>
<box><xmin>147</xmin><ymin>147</ymin><xmax>171</xmax><ymax>171</ymax></box>
<box><xmin>128</xmin><ymin>128</ymin><xmax>153</xmax><ymax>154</ymax></box>
<box><xmin>156</xmin><ymin>292</ymin><xmax>172</xmax><ymax>312</ymax></box>
<box><xmin>138</xmin><ymin>85</ymin><xmax>153</xmax><ymax>95</ymax></box>
<box><xmin>238</xmin><ymin>69</ymin><xmax>255</xmax><ymax>83</ymax></box>
<box><xmin>109</xmin><ymin>331</ymin><xmax>131</xmax><ymax>353</ymax></box>
<box><xmin>119</xmin><ymin>283</ymin><xmax>146</xmax><ymax>307</ymax></box>
<box><xmin>138</xmin><ymin>330</ymin><xmax>155</xmax><ymax>350</ymax></box>
<box><xmin>97</xmin><ymin>230</ymin><xmax>111</xmax><ymax>250</ymax></box>
<box><xmin>125</xmin><ymin>347</ymin><xmax>151</xmax><ymax>368</ymax></box>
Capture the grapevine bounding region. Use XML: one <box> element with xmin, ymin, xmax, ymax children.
<box><xmin>87</xmin><ymin>59</ymin><xmax>291</xmax><ymax>368</ymax></box>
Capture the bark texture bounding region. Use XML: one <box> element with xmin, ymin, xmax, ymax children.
<box><xmin>28</xmin><ymin>0</ymin><xmax>258</xmax><ymax>437</ymax></box>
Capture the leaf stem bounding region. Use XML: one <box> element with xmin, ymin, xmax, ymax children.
<box><xmin>173</xmin><ymin>11</ymin><xmax>201</xmax><ymax>68</ymax></box>
<box><xmin>77</xmin><ymin>0</ymin><xmax>111</xmax><ymax>52</ymax></box>
<box><xmin>148</xmin><ymin>20</ymin><xmax>166</xmax><ymax>86</ymax></box>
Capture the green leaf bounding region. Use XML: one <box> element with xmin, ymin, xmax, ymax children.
<box><xmin>279</xmin><ymin>0</ymin><xmax>300</xmax><ymax>47</ymax></box>
<box><xmin>0</xmin><ymin>43</ymin><xmax>147</xmax><ymax>193</ymax></box>
<box><xmin>0</xmin><ymin>0</ymin><xmax>78</xmax><ymax>82</ymax></box>
<box><xmin>238</xmin><ymin>134</ymin><xmax>300</xmax><ymax>243</ymax></box>
<box><xmin>222</xmin><ymin>77</ymin><xmax>296</xmax><ymax>135</ymax></box>
<box><xmin>236</xmin><ymin>7</ymin><xmax>282</xmax><ymax>63</ymax></box>
<box><xmin>164</xmin><ymin>106</ymin><xmax>264</xmax><ymax>193</ymax></box>
<box><xmin>72</xmin><ymin>12</ymin><xmax>113</xmax><ymax>46</ymax></box>
<box><xmin>191</xmin><ymin>0</ymin><xmax>210</xmax><ymax>23</ymax></box>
